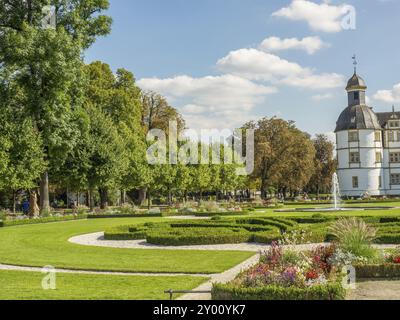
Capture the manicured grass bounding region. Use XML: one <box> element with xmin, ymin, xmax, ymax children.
<box><xmin>0</xmin><ymin>270</ymin><xmax>207</xmax><ymax>300</ymax></box>
<box><xmin>0</xmin><ymin>218</ymin><xmax>254</xmax><ymax>274</ymax></box>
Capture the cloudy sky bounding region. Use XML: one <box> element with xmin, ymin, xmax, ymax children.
<box><xmin>86</xmin><ymin>0</ymin><xmax>400</xmax><ymax>139</ymax></box>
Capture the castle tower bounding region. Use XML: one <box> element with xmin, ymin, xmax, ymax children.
<box><xmin>335</xmin><ymin>69</ymin><xmax>384</xmax><ymax>197</ymax></box>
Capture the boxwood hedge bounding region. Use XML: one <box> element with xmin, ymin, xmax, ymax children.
<box><xmin>211</xmin><ymin>282</ymin><xmax>346</xmax><ymax>300</ymax></box>
<box><xmin>355</xmin><ymin>264</ymin><xmax>400</xmax><ymax>278</ymax></box>
<box><xmin>0</xmin><ymin>214</ymin><xmax>88</xmax><ymax>227</ymax></box>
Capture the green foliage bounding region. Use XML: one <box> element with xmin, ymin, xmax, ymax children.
<box><xmin>2</xmin><ymin>214</ymin><xmax>87</xmax><ymax>227</ymax></box>
<box><xmin>104</xmin><ymin>217</ymin><xmax>292</xmax><ymax>245</ymax></box>
<box><xmin>355</xmin><ymin>264</ymin><xmax>400</xmax><ymax>279</ymax></box>
<box><xmin>88</xmin><ymin>213</ymin><xmax>162</xmax><ymax>219</ymax></box>
<box><xmin>329</xmin><ymin>218</ymin><xmax>378</xmax><ymax>259</ymax></box>
<box><xmin>211</xmin><ymin>282</ymin><xmax>346</xmax><ymax>301</ymax></box>
<box><xmin>147</xmin><ymin>227</ymin><xmax>253</xmax><ymax>246</ymax></box>
<box><xmin>194</xmin><ymin>211</ymin><xmax>250</xmax><ymax>217</ymax></box>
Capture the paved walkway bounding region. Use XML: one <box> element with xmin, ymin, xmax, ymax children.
<box><xmin>177</xmin><ymin>254</ymin><xmax>260</xmax><ymax>300</ymax></box>
<box><xmin>347</xmin><ymin>279</ymin><xmax>400</xmax><ymax>300</ymax></box>
<box><xmin>69</xmin><ymin>232</ymin><xmax>399</xmax><ymax>252</ymax></box>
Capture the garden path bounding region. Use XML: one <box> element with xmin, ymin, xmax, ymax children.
<box><xmin>347</xmin><ymin>279</ymin><xmax>400</xmax><ymax>300</ymax></box>
<box><xmin>0</xmin><ymin>263</ymin><xmax>210</xmax><ymax>277</ymax></box>
<box><xmin>68</xmin><ymin>232</ymin><xmax>399</xmax><ymax>252</ymax></box>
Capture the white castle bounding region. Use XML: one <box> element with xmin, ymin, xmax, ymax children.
<box><xmin>336</xmin><ymin>69</ymin><xmax>400</xmax><ymax>197</ymax></box>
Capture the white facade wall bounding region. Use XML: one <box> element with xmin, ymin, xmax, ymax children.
<box><xmin>337</xmin><ymin>130</ymin><xmax>384</xmax><ymax>197</ymax></box>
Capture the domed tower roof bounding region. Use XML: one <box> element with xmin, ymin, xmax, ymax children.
<box><xmin>346</xmin><ymin>73</ymin><xmax>367</xmax><ymax>91</ymax></box>
<box><xmin>335</xmin><ymin>104</ymin><xmax>381</xmax><ymax>132</ymax></box>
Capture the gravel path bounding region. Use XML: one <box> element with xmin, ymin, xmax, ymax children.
<box><xmin>69</xmin><ymin>232</ymin><xmax>399</xmax><ymax>252</ymax></box>
<box><xmin>0</xmin><ymin>264</ymin><xmax>210</xmax><ymax>277</ymax></box>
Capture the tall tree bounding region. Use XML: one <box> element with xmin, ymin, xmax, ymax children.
<box><xmin>0</xmin><ymin>0</ymin><xmax>111</xmax><ymax>213</ymax></box>
<box><xmin>306</xmin><ymin>134</ymin><xmax>337</xmax><ymax>198</ymax></box>
<box><xmin>246</xmin><ymin>117</ymin><xmax>315</xmax><ymax>199</ymax></box>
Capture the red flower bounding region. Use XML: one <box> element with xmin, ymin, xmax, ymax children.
<box><xmin>393</xmin><ymin>256</ymin><xmax>400</xmax><ymax>264</ymax></box>
<box><xmin>306</xmin><ymin>270</ymin><xmax>319</xmax><ymax>280</ymax></box>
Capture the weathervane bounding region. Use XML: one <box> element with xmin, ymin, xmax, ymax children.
<box><xmin>352</xmin><ymin>54</ymin><xmax>358</xmax><ymax>74</ymax></box>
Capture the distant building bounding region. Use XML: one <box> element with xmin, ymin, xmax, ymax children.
<box><xmin>336</xmin><ymin>70</ymin><xmax>400</xmax><ymax>197</ymax></box>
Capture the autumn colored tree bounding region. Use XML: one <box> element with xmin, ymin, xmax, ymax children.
<box><xmin>306</xmin><ymin>134</ymin><xmax>337</xmax><ymax>198</ymax></box>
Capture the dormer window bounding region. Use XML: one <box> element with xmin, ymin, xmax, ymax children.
<box><xmin>389</xmin><ymin>121</ymin><xmax>400</xmax><ymax>128</ymax></box>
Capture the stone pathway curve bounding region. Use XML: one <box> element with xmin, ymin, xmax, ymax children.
<box><xmin>69</xmin><ymin>232</ymin><xmax>399</xmax><ymax>252</ymax></box>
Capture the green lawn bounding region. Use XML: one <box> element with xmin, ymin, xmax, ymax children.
<box><xmin>0</xmin><ymin>218</ymin><xmax>254</xmax><ymax>274</ymax></box>
<box><xmin>0</xmin><ymin>270</ymin><xmax>207</xmax><ymax>300</ymax></box>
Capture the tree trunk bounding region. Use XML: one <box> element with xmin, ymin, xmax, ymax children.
<box><xmin>28</xmin><ymin>190</ymin><xmax>40</xmax><ymax>218</ymax></box>
<box><xmin>12</xmin><ymin>190</ymin><xmax>16</xmax><ymax>214</ymax></box>
<box><xmin>121</xmin><ymin>190</ymin><xmax>126</xmax><ymax>205</ymax></box>
<box><xmin>86</xmin><ymin>191</ymin><xmax>90</xmax><ymax>207</ymax></box>
<box><xmin>261</xmin><ymin>179</ymin><xmax>267</xmax><ymax>200</ymax></box>
<box><xmin>89</xmin><ymin>189</ymin><xmax>95</xmax><ymax>212</ymax></box>
<box><xmin>147</xmin><ymin>189</ymin><xmax>151</xmax><ymax>210</ymax></box>
<box><xmin>99</xmin><ymin>188</ymin><xmax>108</xmax><ymax>210</ymax></box>
<box><xmin>138</xmin><ymin>188</ymin><xmax>147</xmax><ymax>206</ymax></box>
<box><xmin>168</xmin><ymin>191</ymin><xmax>172</xmax><ymax>206</ymax></box>
<box><xmin>39</xmin><ymin>171</ymin><xmax>50</xmax><ymax>214</ymax></box>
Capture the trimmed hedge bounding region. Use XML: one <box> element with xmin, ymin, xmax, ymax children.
<box><xmin>375</xmin><ymin>233</ymin><xmax>400</xmax><ymax>244</ymax></box>
<box><xmin>355</xmin><ymin>264</ymin><xmax>400</xmax><ymax>278</ymax></box>
<box><xmin>211</xmin><ymin>282</ymin><xmax>346</xmax><ymax>300</ymax></box>
<box><xmin>1</xmin><ymin>214</ymin><xmax>87</xmax><ymax>227</ymax></box>
<box><xmin>194</xmin><ymin>211</ymin><xmax>249</xmax><ymax>217</ymax></box>
<box><xmin>104</xmin><ymin>218</ymin><xmax>284</xmax><ymax>245</ymax></box>
<box><xmin>88</xmin><ymin>213</ymin><xmax>162</xmax><ymax>219</ymax></box>
<box><xmin>252</xmin><ymin>231</ymin><xmax>282</xmax><ymax>244</ymax></box>
<box><xmin>146</xmin><ymin>227</ymin><xmax>253</xmax><ymax>246</ymax></box>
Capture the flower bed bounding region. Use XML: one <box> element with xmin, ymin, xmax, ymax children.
<box><xmin>212</xmin><ymin>243</ymin><xmax>347</xmax><ymax>300</ymax></box>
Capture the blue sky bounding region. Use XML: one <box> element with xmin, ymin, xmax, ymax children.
<box><xmin>85</xmin><ymin>0</ymin><xmax>400</xmax><ymax>139</ymax></box>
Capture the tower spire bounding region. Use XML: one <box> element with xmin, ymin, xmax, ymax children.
<box><xmin>352</xmin><ymin>54</ymin><xmax>358</xmax><ymax>74</ymax></box>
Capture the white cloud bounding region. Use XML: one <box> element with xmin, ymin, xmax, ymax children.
<box><xmin>311</xmin><ymin>93</ymin><xmax>334</xmax><ymax>101</ymax></box>
<box><xmin>217</xmin><ymin>48</ymin><xmax>345</xmax><ymax>89</ymax></box>
<box><xmin>137</xmin><ymin>74</ymin><xmax>277</xmax><ymax>130</ymax></box>
<box><xmin>373</xmin><ymin>83</ymin><xmax>400</xmax><ymax>103</ymax></box>
<box><xmin>260</xmin><ymin>36</ymin><xmax>329</xmax><ymax>55</ymax></box>
<box><xmin>272</xmin><ymin>0</ymin><xmax>353</xmax><ymax>33</ymax></box>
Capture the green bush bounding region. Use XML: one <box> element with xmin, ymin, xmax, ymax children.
<box><xmin>236</xmin><ymin>218</ymin><xmax>296</xmax><ymax>232</ymax></box>
<box><xmin>146</xmin><ymin>227</ymin><xmax>253</xmax><ymax>246</ymax></box>
<box><xmin>375</xmin><ymin>233</ymin><xmax>400</xmax><ymax>244</ymax></box>
<box><xmin>252</xmin><ymin>231</ymin><xmax>282</xmax><ymax>244</ymax></box>
<box><xmin>88</xmin><ymin>213</ymin><xmax>162</xmax><ymax>219</ymax></box>
<box><xmin>2</xmin><ymin>214</ymin><xmax>87</xmax><ymax>227</ymax></box>
<box><xmin>289</xmin><ymin>217</ymin><xmax>333</xmax><ymax>224</ymax></box>
<box><xmin>380</xmin><ymin>217</ymin><xmax>400</xmax><ymax>224</ymax></box>
<box><xmin>211</xmin><ymin>282</ymin><xmax>346</xmax><ymax>300</ymax></box>
<box><xmin>194</xmin><ymin>211</ymin><xmax>249</xmax><ymax>217</ymax></box>
<box><xmin>355</xmin><ymin>264</ymin><xmax>400</xmax><ymax>278</ymax></box>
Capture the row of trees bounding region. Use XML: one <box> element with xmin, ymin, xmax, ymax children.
<box><xmin>0</xmin><ymin>1</ymin><xmax>336</xmax><ymax>214</ymax></box>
